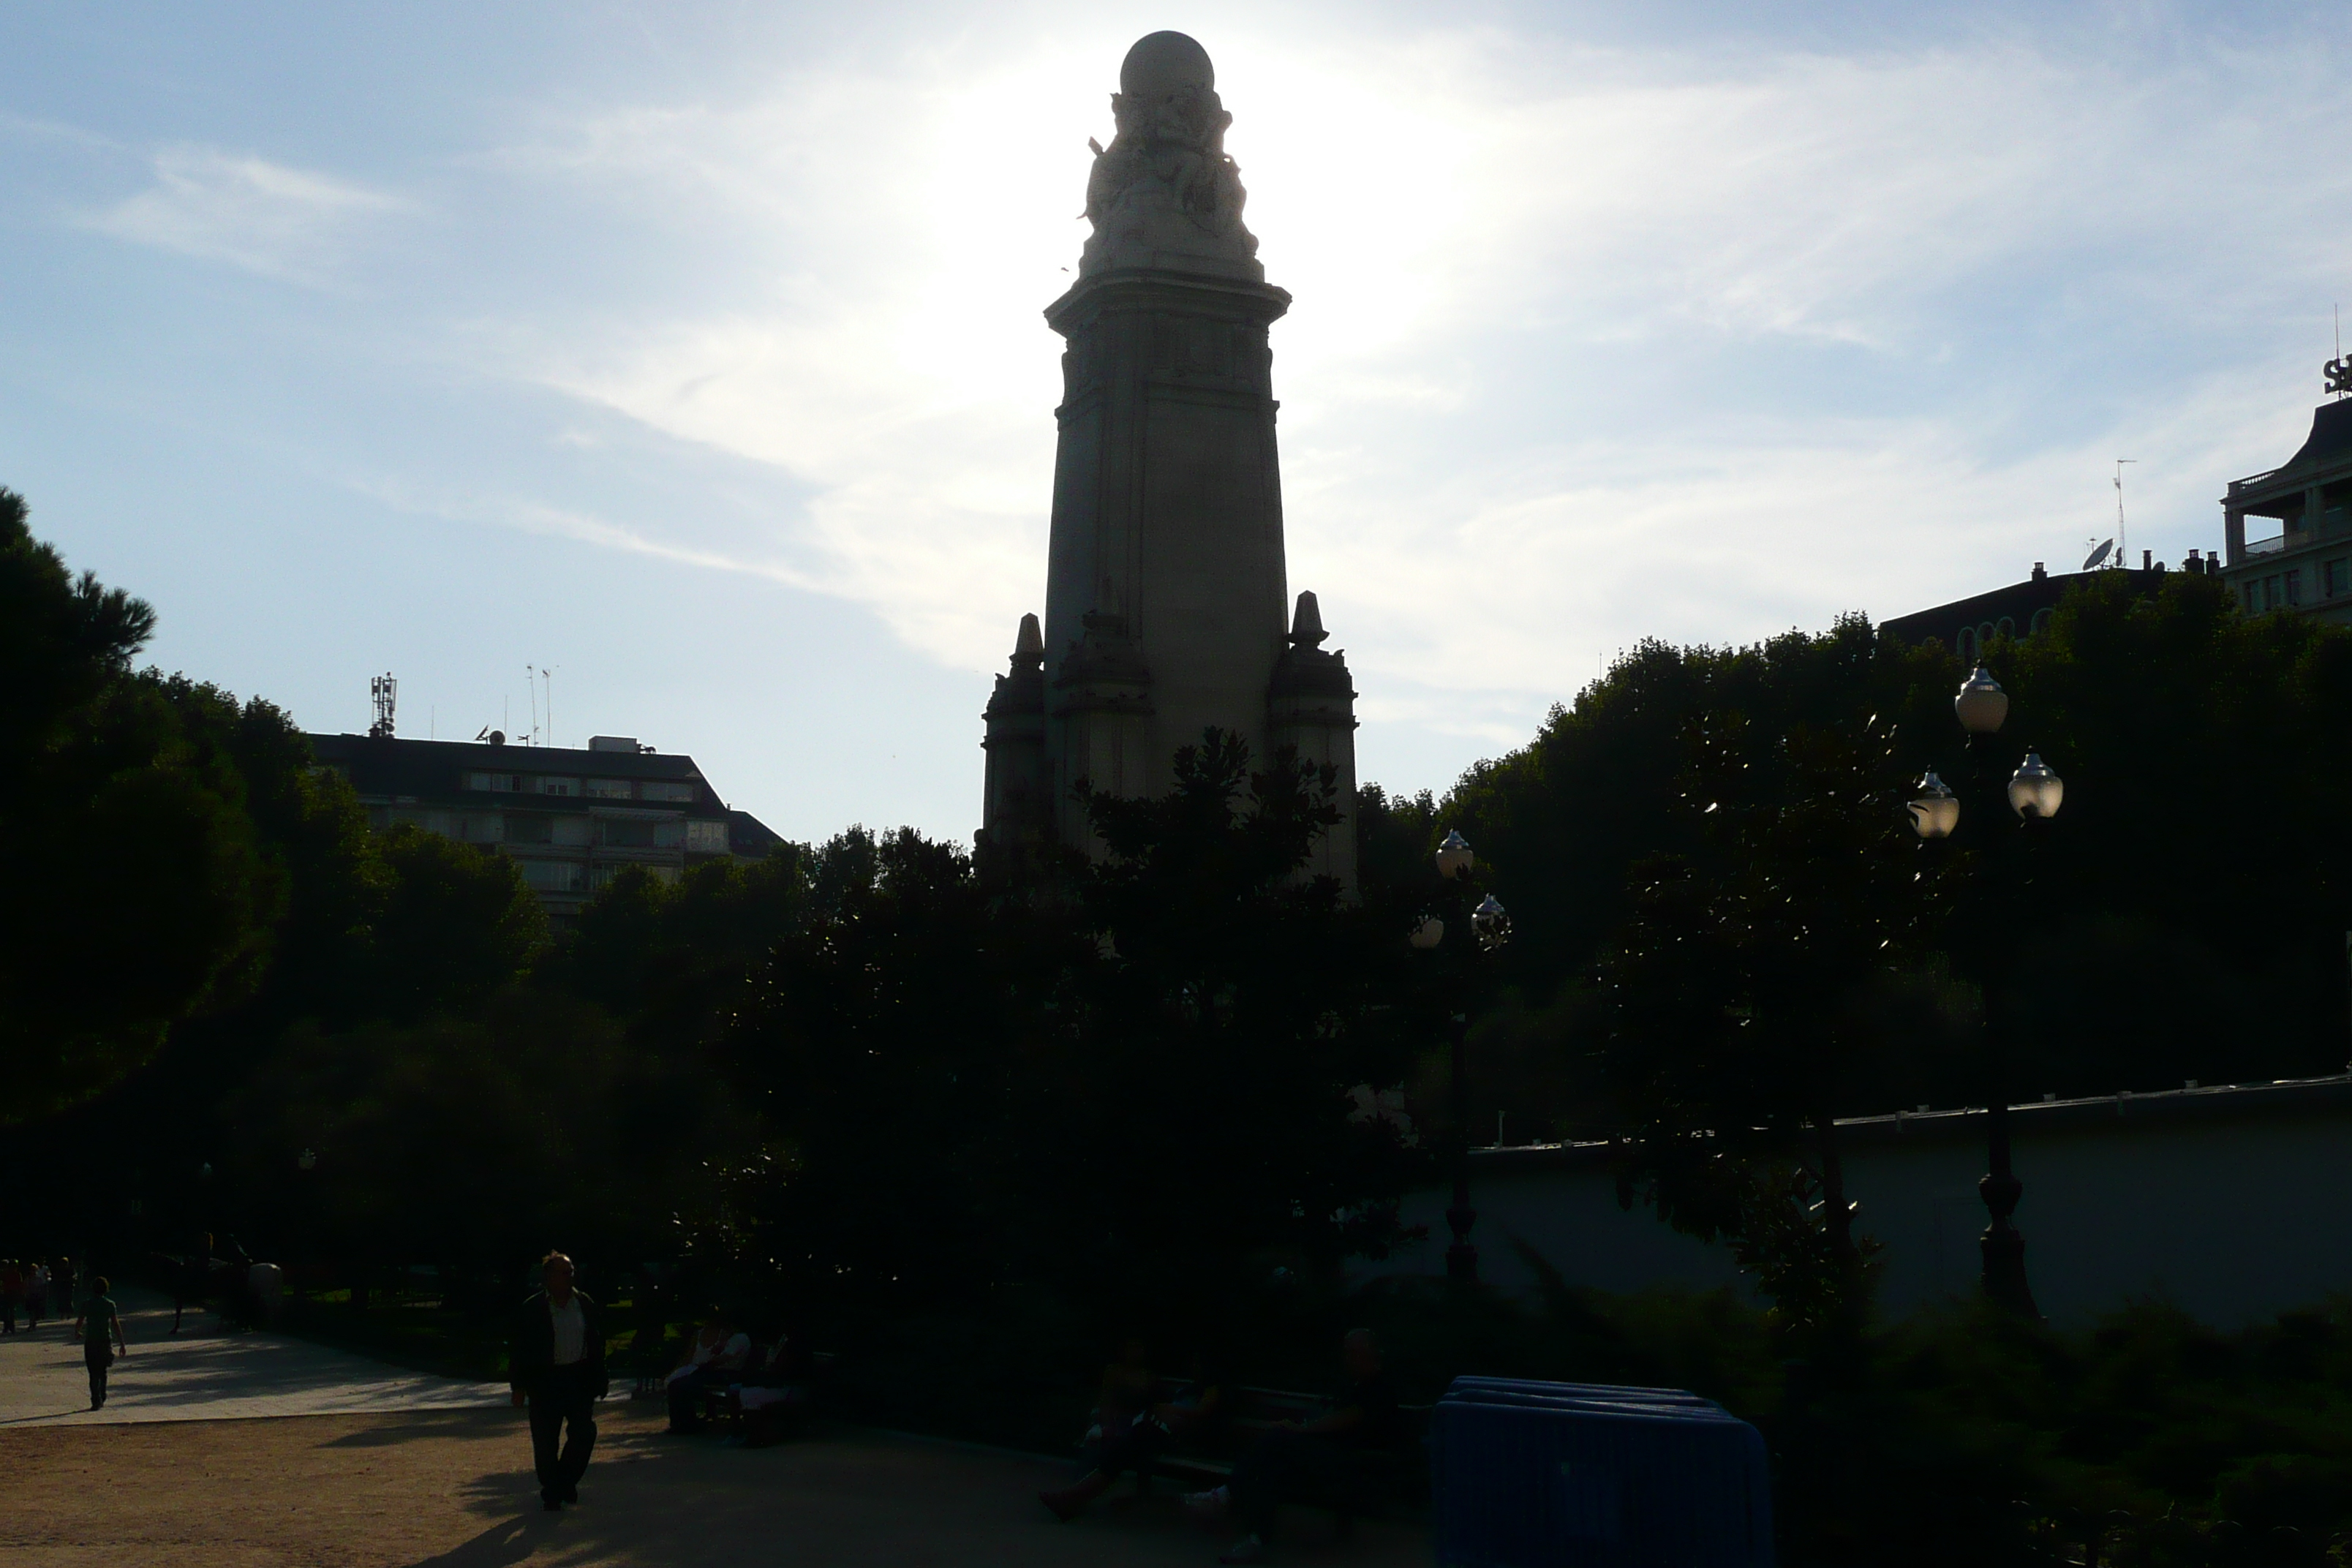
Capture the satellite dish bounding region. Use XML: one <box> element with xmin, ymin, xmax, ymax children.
<box><xmin>2082</xmin><ymin>538</ymin><xmax>2114</xmax><ymax>570</ymax></box>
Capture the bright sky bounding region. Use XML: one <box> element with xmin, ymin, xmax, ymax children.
<box><xmin>4</xmin><ymin>1</ymin><xmax>2345</xmax><ymax>844</ymax></box>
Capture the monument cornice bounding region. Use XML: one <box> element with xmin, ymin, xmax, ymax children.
<box><xmin>1044</xmin><ymin>268</ymin><xmax>1292</xmax><ymax>337</ymax></box>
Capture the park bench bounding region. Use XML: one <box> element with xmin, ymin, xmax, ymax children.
<box><xmin>661</xmin><ymin>1342</ymin><xmax>836</xmax><ymax>1446</ymax></box>
<box><xmin>1107</xmin><ymin>1378</ymin><xmax>1431</xmax><ymax>1520</ymax></box>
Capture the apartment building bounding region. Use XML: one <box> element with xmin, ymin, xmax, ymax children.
<box><xmin>309</xmin><ymin>731</ymin><xmax>783</xmax><ymax>927</ymax></box>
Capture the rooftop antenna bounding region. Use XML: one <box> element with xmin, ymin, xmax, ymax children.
<box><xmin>524</xmin><ymin>665</ymin><xmax>540</xmax><ymax>747</ymax></box>
<box><xmin>2331</xmin><ymin>305</ymin><xmax>2350</xmax><ymax>402</ymax></box>
<box><xmin>368</xmin><ymin>674</ymin><xmax>396</xmax><ymax>739</ymax></box>
<box><xmin>2113</xmin><ymin>459</ymin><xmax>2136</xmax><ymax>569</ymax></box>
<box><xmin>529</xmin><ymin>664</ymin><xmax>558</xmax><ymax>750</ymax></box>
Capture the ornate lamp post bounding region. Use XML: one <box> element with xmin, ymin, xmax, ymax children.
<box><xmin>1907</xmin><ymin>666</ymin><xmax>2062</xmax><ymax>1319</ymax></box>
<box><xmin>1411</xmin><ymin>829</ymin><xmax>1511</xmax><ymax>1283</ymax></box>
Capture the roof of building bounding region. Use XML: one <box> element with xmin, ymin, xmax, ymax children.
<box><xmin>1880</xmin><ymin>567</ymin><xmax>2169</xmax><ymax>647</ymax></box>
<box><xmin>312</xmin><ymin>732</ymin><xmax>708</xmax><ymax>783</ymax></box>
<box><xmin>725</xmin><ymin>807</ymin><xmax>788</xmax><ymax>859</ymax></box>
<box><xmin>2230</xmin><ymin>400</ymin><xmax>2352</xmax><ymax>502</ymax></box>
<box><xmin>312</xmin><ymin>731</ymin><xmax>794</xmax><ymax>861</ymax></box>
<box><xmin>2285</xmin><ymin>399</ymin><xmax>2352</xmax><ymax>472</ymax></box>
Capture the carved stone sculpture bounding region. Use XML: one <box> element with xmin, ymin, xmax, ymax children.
<box><xmin>1079</xmin><ymin>30</ymin><xmax>1261</xmax><ymax>281</ymax></box>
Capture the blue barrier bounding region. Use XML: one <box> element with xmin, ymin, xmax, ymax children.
<box><xmin>1431</xmin><ymin>1378</ymin><xmax>1772</xmax><ymax>1568</ymax></box>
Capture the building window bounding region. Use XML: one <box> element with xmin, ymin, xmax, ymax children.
<box><xmin>519</xmin><ymin>859</ymin><xmax>586</xmax><ymax>894</ymax></box>
<box><xmin>467</xmin><ymin>772</ymin><xmax>521</xmax><ymax>793</ymax></box>
<box><xmin>2327</xmin><ymin>559</ymin><xmax>2348</xmax><ymax>598</ymax></box>
<box><xmin>600</xmin><ymin>818</ymin><xmax>658</xmax><ymax>848</ymax></box>
<box><xmin>2266</xmin><ymin>575</ymin><xmax>2282</xmax><ymax>609</ymax></box>
<box><xmin>1955</xmin><ymin>626</ymin><xmax>1976</xmax><ymax>662</ymax></box>
<box><xmin>2244</xmin><ymin>584</ymin><xmax>2258</xmax><ymax>612</ymax></box>
<box><xmin>589</xmin><ymin>863</ymin><xmax>680</xmax><ymax>890</ymax></box>
<box><xmin>535</xmin><ymin>777</ymin><xmax>579</xmax><ymax>797</ymax></box>
<box><xmin>2028</xmin><ymin>608</ymin><xmax>2053</xmax><ymax>636</ymax></box>
<box><xmin>2287</xmin><ymin>568</ymin><xmax>2304</xmax><ymax>606</ymax></box>
<box><xmin>1995</xmin><ymin>616</ymin><xmax>2017</xmax><ymax>641</ymax></box>
<box><xmin>685</xmin><ymin>819</ymin><xmax>729</xmax><ymax>853</ymax></box>
<box><xmin>640</xmin><ymin>780</ymin><xmax>696</xmax><ymax>804</ymax></box>
<box><xmin>585</xmin><ymin>779</ymin><xmax>633</xmax><ymax>799</ymax></box>
<box><xmin>505</xmin><ymin>814</ymin><xmax>554</xmax><ymax>845</ymax></box>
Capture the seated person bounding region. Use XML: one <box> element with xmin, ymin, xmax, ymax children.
<box><xmin>665</xmin><ymin>1313</ymin><xmax>750</xmax><ymax>1432</ymax></box>
<box><xmin>1041</xmin><ymin>1341</ymin><xmax>1226</xmax><ymax>1520</ymax></box>
<box><xmin>1186</xmin><ymin>1329</ymin><xmax>1401</xmax><ymax>1564</ymax></box>
<box><xmin>734</xmin><ymin>1328</ymin><xmax>813</xmax><ymax>1448</ymax></box>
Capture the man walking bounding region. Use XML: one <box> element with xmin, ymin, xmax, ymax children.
<box><xmin>509</xmin><ymin>1251</ymin><xmax>607</xmax><ymax>1512</ymax></box>
<box><xmin>74</xmin><ymin>1275</ymin><xmax>129</xmax><ymax>1409</ymax></box>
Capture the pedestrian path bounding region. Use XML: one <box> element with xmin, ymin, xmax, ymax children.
<box><xmin>0</xmin><ymin>1291</ymin><xmax>508</xmax><ymax>1426</ymax></box>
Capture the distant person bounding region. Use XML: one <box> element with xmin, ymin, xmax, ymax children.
<box><xmin>171</xmin><ymin>1234</ymin><xmax>212</xmax><ymax>1335</ymax></box>
<box><xmin>1</xmin><ymin>1259</ymin><xmax>20</xmax><ymax>1334</ymax></box>
<box><xmin>74</xmin><ymin>1275</ymin><xmax>129</xmax><ymax>1409</ymax></box>
<box><xmin>664</xmin><ymin>1312</ymin><xmax>750</xmax><ymax>1433</ymax></box>
<box><xmin>53</xmin><ymin>1256</ymin><xmax>78</xmax><ymax>1322</ymax></box>
<box><xmin>509</xmin><ymin>1251</ymin><xmax>608</xmax><ymax>1512</ymax></box>
<box><xmin>1186</xmin><ymin>1329</ymin><xmax>1403</xmax><ymax>1564</ymax></box>
<box><xmin>23</xmin><ymin>1260</ymin><xmax>47</xmax><ymax>1331</ymax></box>
<box><xmin>1043</xmin><ymin>1341</ymin><xmax>1226</xmax><ymax>1521</ymax></box>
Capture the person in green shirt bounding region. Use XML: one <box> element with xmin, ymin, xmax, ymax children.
<box><xmin>74</xmin><ymin>1276</ymin><xmax>129</xmax><ymax>1409</ymax></box>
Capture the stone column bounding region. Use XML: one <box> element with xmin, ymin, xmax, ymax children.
<box><xmin>979</xmin><ymin>614</ymin><xmax>1049</xmax><ymax>856</ymax></box>
<box><xmin>1268</xmin><ymin>592</ymin><xmax>1360</xmax><ymax>891</ymax></box>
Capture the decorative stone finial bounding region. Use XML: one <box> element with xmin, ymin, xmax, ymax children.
<box><xmin>1289</xmin><ymin>590</ymin><xmax>1329</xmax><ymax>647</ymax></box>
<box><xmin>1080</xmin><ymin>32</ymin><xmax>1260</xmax><ymax>281</ymax></box>
<box><xmin>1014</xmin><ymin>612</ymin><xmax>1044</xmax><ymax>658</ymax></box>
<box><xmin>1121</xmin><ymin>31</ymin><xmax>1213</xmax><ymax>97</ymax></box>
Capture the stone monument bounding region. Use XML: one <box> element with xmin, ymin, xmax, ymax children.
<box><xmin>981</xmin><ymin>31</ymin><xmax>1360</xmax><ymax>887</ymax></box>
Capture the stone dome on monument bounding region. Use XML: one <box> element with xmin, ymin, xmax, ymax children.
<box><xmin>1120</xmin><ymin>30</ymin><xmax>1214</xmax><ymax>97</ymax></box>
<box><xmin>979</xmin><ymin>33</ymin><xmax>1360</xmax><ymax>889</ymax></box>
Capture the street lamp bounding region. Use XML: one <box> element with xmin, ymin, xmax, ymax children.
<box><xmin>1419</xmin><ymin>829</ymin><xmax>1509</xmax><ymax>1284</ymax></box>
<box><xmin>2008</xmin><ymin>754</ymin><xmax>2064</xmax><ymax>820</ymax></box>
<box><xmin>1907</xmin><ymin>664</ymin><xmax>2061</xmax><ymax>1319</ymax></box>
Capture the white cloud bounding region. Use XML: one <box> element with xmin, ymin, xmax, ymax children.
<box><xmin>467</xmin><ymin>20</ymin><xmax>2352</xmax><ymax>721</ymax></box>
<box><xmin>86</xmin><ymin>146</ymin><xmax>415</xmax><ymax>285</ymax></box>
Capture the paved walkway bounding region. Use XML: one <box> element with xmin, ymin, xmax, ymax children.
<box><xmin>0</xmin><ymin>1291</ymin><xmax>507</xmax><ymax>1426</ymax></box>
<box><xmin>1</xmin><ymin>1401</ymin><xmax>1431</xmax><ymax>1567</ymax></box>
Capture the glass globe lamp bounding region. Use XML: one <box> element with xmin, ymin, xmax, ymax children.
<box><xmin>2007</xmin><ymin>753</ymin><xmax>2064</xmax><ymax>818</ymax></box>
<box><xmin>1955</xmin><ymin>667</ymin><xmax>2010</xmax><ymax>735</ymax></box>
<box><xmin>1435</xmin><ymin>829</ymin><xmax>1474</xmax><ymax>880</ymax></box>
<box><xmin>1409</xmin><ymin>916</ymin><xmax>1444</xmax><ymax>950</ymax></box>
<box><xmin>1471</xmin><ymin>894</ymin><xmax>1511</xmax><ymax>949</ymax></box>
<box><xmin>1908</xmin><ymin>773</ymin><xmax>1960</xmax><ymax>839</ymax></box>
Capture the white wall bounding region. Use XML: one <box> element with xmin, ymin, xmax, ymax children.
<box><xmin>1364</xmin><ymin>1098</ymin><xmax>2352</xmax><ymax>1329</ymax></box>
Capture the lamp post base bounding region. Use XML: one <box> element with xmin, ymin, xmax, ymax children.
<box><xmin>1978</xmin><ymin>1126</ymin><xmax>2040</xmax><ymax>1319</ymax></box>
<box><xmin>1979</xmin><ymin>1221</ymin><xmax>2040</xmax><ymax>1320</ymax></box>
<box><xmin>1445</xmin><ymin>1202</ymin><xmax>1479</xmax><ymax>1283</ymax></box>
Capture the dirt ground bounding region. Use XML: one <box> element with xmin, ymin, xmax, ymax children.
<box><xmin>0</xmin><ymin>1401</ymin><xmax>1429</xmax><ymax>1568</ymax></box>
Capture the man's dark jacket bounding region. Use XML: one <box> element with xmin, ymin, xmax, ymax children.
<box><xmin>509</xmin><ymin>1290</ymin><xmax>609</xmax><ymax>1400</ymax></box>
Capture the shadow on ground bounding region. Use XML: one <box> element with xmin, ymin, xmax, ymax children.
<box><xmin>407</xmin><ymin>1414</ymin><xmax>1425</xmax><ymax>1568</ymax></box>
